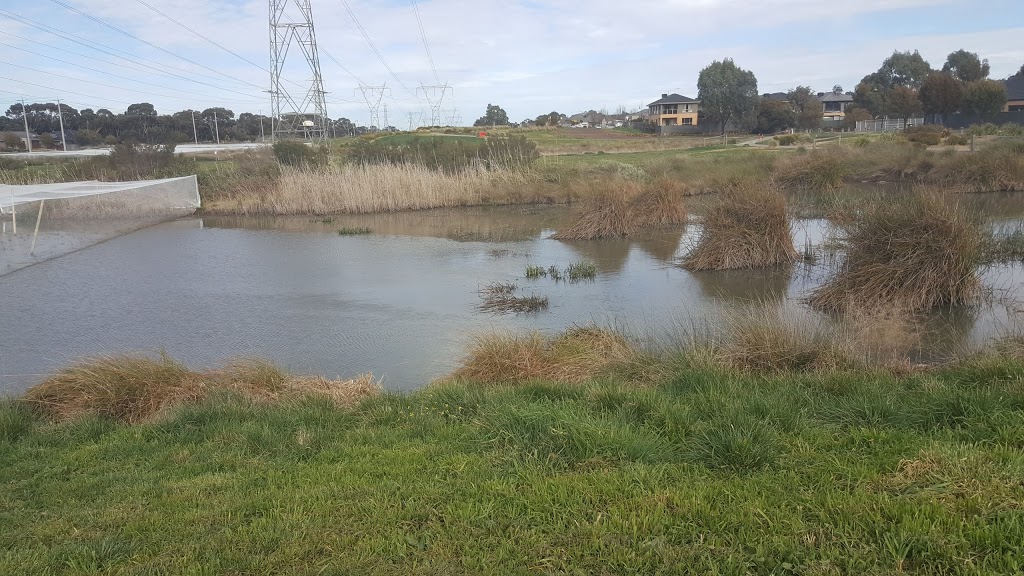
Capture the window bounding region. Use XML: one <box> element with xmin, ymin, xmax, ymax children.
<box><xmin>824</xmin><ymin>102</ymin><xmax>842</xmax><ymax>112</ymax></box>
<box><xmin>682</xmin><ymin>117</ymin><xmax>693</xmax><ymax>125</ymax></box>
<box><xmin>683</xmin><ymin>104</ymin><xmax>691</xmax><ymax>112</ymax></box>
<box><xmin>663</xmin><ymin>118</ymin><xmax>678</xmax><ymax>126</ymax></box>
<box><xmin>663</xmin><ymin>105</ymin><xmax>678</xmax><ymax>115</ymax></box>
<box><xmin>1010</xmin><ymin>104</ymin><xmax>1024</xmax><ymax>112</ymax></box>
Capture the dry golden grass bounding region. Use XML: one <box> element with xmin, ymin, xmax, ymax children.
<box><xmin>774</xmin><ymin>149</ymin><xmax>851</xmax><ymax>193</ymax></box>
<box><xmin>682</xmin><ymin>180</ymin><xmax>797</xmax><ymax>271</ymax></box>
<box><xmin>809</xmin><ymin>190</ymin><xmax>984</xmax><ymax>313</ymax></box>
<box><xmin>552</xmin><ymin>178</ymin><xmax>688</xmax><ymax>240</ymax></box>
<box><xmin>446</xmin><ymin>325</ymin><xmax>639</xmax><ymax>385</ymax></box>
<box><xmin>694</xmin><ymin>305</ymin><xmax>926</xmax><ymax>374</ymax></box>
<box><xmin>22</xmin><ymin>355</ymin><xmax>379</xmax><ymax>424</ymax></box>
<box><xmin>203</xmin><ymin>164</ymin><xmax>546</xmax><ymax>215</ymax></box>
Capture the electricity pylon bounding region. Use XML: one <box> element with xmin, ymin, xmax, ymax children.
<box><xmin>356</xmin><ymin>85</ymin><xmax>389</xmax><ymax>131</ymax></box>
<box><xmin>269</xmin><ymin>0</ymin><xmax>328</xmax><ymax>141</ymax></box>
<box><xmin>418</xmin><ymin>83</ymin><xmax>451</xmax><ymax>127</ymax></box>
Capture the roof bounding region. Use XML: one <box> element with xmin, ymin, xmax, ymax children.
<box><xmin>648</xmin><ymin>93</ymin><xmax>699</xmax><ymax>106</ymax></box>
<box><xmin>1005</xmin><ymin>75</ymin><xmax>1024</xmax><ymax>101</ymax></box>
<box><xmin>820</xmin><ymin>93</ymin><xmax>854</xmax><ymax>102</ymax></box>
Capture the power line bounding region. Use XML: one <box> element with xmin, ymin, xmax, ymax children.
<box><xmin>45</xmin><ymin>0</ymin><xmax>266</xmax><ymax>90</ymax></box>
<box><xmin>0</xmin><ymin>76</ymin><xmax>137</xmax><ymax>108</ymax></box>
<box><xmin>321</xmin><ymin>48</ymin><xmax>366</xmax><ymax>87</ymax></box>
<box><xmin>0</xmin><ymin>61</ymin><xmax>263</xmax><ymax>108</ymax></box>
<box><xmin>0</xmin><ymin>13</ymin><xmax>263</xmax><ymax>95</ymax></box>
<box><xmin>410</xmin><ymin>0</ymin><xmax>439</xmax><ymax>84</ymax></box>
<box><xmin>336</xmin><ymin>0</ymin><xmax>415</xmax><ymax>96</ymax></box>
<box><xmin>0</xmin><ymin>42</ymin><xmax>263</xmax><ymax>106</ymax></box>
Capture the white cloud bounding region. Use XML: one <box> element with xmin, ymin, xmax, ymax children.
<box><xmin>3</xmin><ymin>0</ymin><xmax>1021</xmax><ymax>123</ymax></box>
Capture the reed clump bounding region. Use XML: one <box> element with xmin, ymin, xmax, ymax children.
<box><xmin>447</xmin><ymin>326</ymin><xmax>637</xmax><ymax>385</ymax></box>
<box><xmin>809</xmin><ymin>190</ymin><xmax>984</xmax><ymax>313</ymax></box>
<box><xmin>682</xmin><ymin>180</ymin><xmax>798</xmax><ymax>271</ymax></box>
<box><xmin>477</xmin><ymin>282</ymin><xmax>548</xmax><ymax>314</ymax></box>
<box><xmin>552</xmin><ymin>178</ymin><xmax>688</xmax><ymax>240</ymax></box>
<box><xmin>22</xmin><ymin>355</ymin><xmax>379</xmax><ymax>424</ymax></box>
<box><xmin>551</xmin><ymin>180</ymin><xmax>640</xmax><ymax>240</ymax></box>
<box><xmin>774</xmin><ymin>149</ymin><xmax>851</xmax><ymax>192</ymax></box>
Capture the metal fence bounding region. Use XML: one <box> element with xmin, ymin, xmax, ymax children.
<box><xmin>855</xmin><ymin>118</ymin><xmax>925</xmax><ymax>133</ymax></box>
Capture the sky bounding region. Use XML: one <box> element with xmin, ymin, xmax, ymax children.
<box><xmin>1</xmin><ymin>0</ymin><xmax>1023</xmax><ymax>127</ymax></box>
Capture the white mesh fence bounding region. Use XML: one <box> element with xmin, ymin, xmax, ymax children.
<box><xmin>1</xmin><ymin>176</ymin><xmax>200</xmax><ymax>275</ymax></box>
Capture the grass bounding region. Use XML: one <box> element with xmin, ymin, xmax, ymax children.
<box><xmin>524</xmin><ymin>264</ymin><xmax>547</xmax><ymax>279</ymax></box>
<box><xmin>810</xmin><ymin>190</ymin><xmax>985</xmax><ymax>313</ymax></box>
<box><xmin>551</xmin><ymin>178</ymin><xmax>688</xmax><ymax>240</ymax></box>
<box><xmin>682</xmin><ymin>180</ymin><xmax>798</xmax><ymax>271</ymax></box>
<box><xmin>566</xmin><ymin>260</ymin><xmax>598</xmax><ymax>282</ymax></box>
<box><xmin>4</xmin><ymin>335</ymin><xmax>1024</xmax><ymax>573</ymax></box>
<box><xmin>337</xmin><ymin>226</ymin><xmax>373</xmax><ymax>236</ymax></box>
<box><xmin>477</xmin><ymin>282</ymin><xmax>549</xmax><ymax>314</ymax></box>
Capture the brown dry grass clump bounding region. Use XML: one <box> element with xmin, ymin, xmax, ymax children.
<box><xmin>773</xmin><ymin>149</ymin><xmax>851</xmax><ymax>193</ymax></box>
<box><xmin>682</xmin><ymin>180</ymin><xmax>797</xmax><ymax>271</ymax></box>
<box><xmin>22</xmin><ymin>355</ymin><xmax>379</xmax><ymax>424</ymax></box>
<box><xmin>552</xmin><ymin>178</ymin><xmax>688</xmax><ymax>240</ymax></box>
<box><xmin>810</xmin><ymin>190</ymin><xmax>984</xmax><ymax>313</ymax></box>
<box><xmin>446</xmin><ymin>325</ymin><xmax>639</xmax><ymax>385</ymax></box>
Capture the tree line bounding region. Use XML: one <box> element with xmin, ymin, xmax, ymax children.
<box><xmin>0</xmin><ymin>102</ymin><xmax>364</xmax><ymax>147</ymax></box>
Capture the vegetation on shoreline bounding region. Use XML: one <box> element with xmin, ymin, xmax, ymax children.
<box><xmin>4</xmin><ymin>325</ymin><xmax>1024</xmax><ymax>574</ymax></box>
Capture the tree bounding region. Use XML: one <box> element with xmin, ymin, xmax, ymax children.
<box><xmin>832</xmin><ymin>85</ymin><xmax>844</xmax><ymax>95</ymax></box>
<box><xmin>125</xmin><ymin>103</ymin><xmax>157</xmax><ymax>116</ymax></box>
<box><xmin>942</xmin><ymin>49</ymin><xmax>990</xmax><ymax>83</ymax></box>
<box><xmin>919</xmin><ymin>72</ymin><xmax>964</xmax><ymax>125</ymax></box>
<box><xmin>534</xmin><ymin>111</ymin><xmax>560</xmax><ymax>127</ymax></box>
<box><xmin>2</xmin><ymin>132</ymin><xmax>23</xmax><ymax>150</ymax></box>
<box><xmin>842</xmin><ymin>106</ymin><xmax>873</xmax><ymax>131</ymax></box>
<box><xmin>697</xmin><ymin>58</ymin><xmax>759</xmax><ymax>134</ymax></box>
<box><xmin>887</xmin><ymin>86</ymin><xmax>923</xmax><ymax>122</ymax></box>
<box><xmin>39</xmin><ymin>133</ymin><xmax>55</xmax><ymax>149</ymax></box>
<box><xmin>473</xmin><ymin>104</ymin><xmax>509</xmax><ymax>127</ymax></box>
<box><xmin>963</xmin><ymin>80</ymin><xmax>1008</xmax><ymax>119</ymax></box>
<box><xmin>788</xmin><ymin>86</ymin><xmax>822</xmax><ymax>130</ymax></box>
<box><xmin>755</xmin><ymin>99</ymin><xmax>795</xmax><ymax>133</ymax></box>
<box><xmin>76</xmin><ymin>129</ymin><xmax>102</xmax><ymax>146</ymax></box>
<box><xmin>865</xmin><ymin>50</ymin><xmax>933</xmax><ymax>90</ymax></box>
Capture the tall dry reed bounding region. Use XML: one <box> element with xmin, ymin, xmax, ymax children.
<box><xmin>682</xmin><ymin>180</ymin><xmax>797</xmax><ymax>270</ymax></box>
<box><xmin>809</xmin><ymin>190</ymin><xmax>984</xmax><ymax>313</ymax></box>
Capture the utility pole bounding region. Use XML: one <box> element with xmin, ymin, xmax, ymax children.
<box><xmin>56</xmin><ymin>98</ymin><xmax>67</xmax><ymax>152</ymax></box>
<box><xmin>213</xmin><ymin>111</ymin><xmax>221</xmax><ymax>145</ymax></box>
<box><xmin>21</xmin><ymin>98</ymin><xmax>31</xmax><ymax>153</ymax></box>
<box><xmin>269</xmin><ymin>0</ymin><xmax>329</xmax><ymax>141</ymax></box>
<box><xmin>191</xmin><ymin>110</ymin><xmax>199</xmax><ymax>144</ymax></box>
<box><xmin>259</xmin><ymin>110</ymin><xmax>266</xmax><ymax>141</ymax></box>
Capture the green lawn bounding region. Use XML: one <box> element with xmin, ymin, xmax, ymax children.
<box><xmin>3</xmin><ymin>359</ymin><xmax>1024</xmax><ymax>574</ymax></box>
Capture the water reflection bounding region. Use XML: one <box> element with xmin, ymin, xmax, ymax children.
<box><xmin>690</xmin><ymin>266</ymin><xmax>795</xmax><ymax>304</ymax></box>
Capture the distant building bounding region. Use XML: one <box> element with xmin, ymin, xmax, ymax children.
<box><xmin>761</xmin><ymin>92</ymin><xmax>790</xmax><ymax>103</ymax></box>
<box><xmin>647</xmin><ymin>93</ymin><xmax>700</xmax><ymax>127</ymax></box>
<box><xmin>819</xmin><ymin>92</ymin><xmax>855</xmax><ymax>121</ymax></box>
<box><xmin>1004</xmin><ymin>75</ymin><xmax>1024</xmax><ymax>112</ymax></box>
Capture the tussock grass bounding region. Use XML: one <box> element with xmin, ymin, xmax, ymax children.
<box><xmin>566</xmin><ymin>260</ymin><xmax>597</xmax><ymax>282</ymax></box>
<box><xmin>524</xmin><ymin>264</ymin><xmax>547</xmax><ymax>279</ymax></box>
<box><xmin>810</xmin><ymin>190</ymin><xmax>984</xmax><ymax>313</ymax></box>
<box><xmin>552</xmin><ymin>178</ymin><xmax>688</xmax><ymax>240</ymax></box>
<box><xmin>21</xmin><ymin>355</ymin><xmax>379</xmax><ymax>424</ymax></box>
<box><xmin>774</xmin><ymin>149</ymin><xmax>850</xmax><ymax>192</ymax></box>
<box><xmin>682</xmin><ymin>180</ymin><xmax>798</xmax><ymax>270</ymax></box>
<box><xmin>447</xmin><ymin>325</ymin><xmax>638</xmax><ymax>385</ymax></box>
<box><xmin>477</xmin><ymin>282</ymin><xmax>548</xmax><ymax>314</ymax></box>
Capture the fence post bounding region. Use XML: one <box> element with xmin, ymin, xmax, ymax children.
<box><xmin>970</xmin><ymin>134</ymin><xmax>976</xmax><ymax>154</ymax></box>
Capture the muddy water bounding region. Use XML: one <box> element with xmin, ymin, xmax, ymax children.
<box><xmin>2</xmin><ymin>197</ymin><xmax>1023</xmax><ymax>394</ymax></box>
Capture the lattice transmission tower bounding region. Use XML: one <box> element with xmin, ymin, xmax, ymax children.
<box><xmin>269</xmin><ymin>0</ymin><xmax>328</xmax><ymax>141</ymax></box>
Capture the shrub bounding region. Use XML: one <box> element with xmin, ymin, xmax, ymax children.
<box><xmin>21</xmin><ymin>355</ymin><xmax>379</xmax><ymax>424</ymax></box>
<box><xmin>774</xmin><ymin>149</ymin><xmax>850</xmax><ymax>192</ymax></box>
<box><xmin>681</xmin><ymin>180</ymin><xmax>798</xmax><ymax>270</ymax></box>
<box><xmin>273</xmin><ymin>140</ymin><xmax>329</xmax><ymax>168</ymax></box>
<box><xmin>103</xmin><ymin>135</ymin><xmax>118</xmax><ymax>146</ymax></box>
<box><xmin>775</xmin><ymin>134</ymin><xmax>801</xmax><ymax>146</ymax></box>
<box><xmin>2</xmin><ymin>133</ymin><xmax>24</xmax><ymax>150</ymax></box>
<box><xmin>76</xmin><ymin>129</ymin><xmax>102</xmax><ymax>146</ymax></box>
<box><xmin>809</xmin><ymin>191</ymin><xmax>984</xmax><ymax>313</ymax></box>
<box><xmin>945</xmin><ymin>134</ymin><xmax>969</xmax><ymax>146</ymax></box>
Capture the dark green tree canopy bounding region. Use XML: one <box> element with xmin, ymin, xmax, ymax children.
<box><xmin>963</xmin><ymin>80</ymin><xmax>1008</xmax><ymax>118</ymax></box>
<box><xmin>942</xmin><ymin>50</ymin><xmax>990</xmax><ymax>83</ymax></box>
<box><xmin>697</xmin><ymin>58</ymin><xmax>759</xmax><ymax>134</ymax></box>
<box><xmin>863</xmin><ymin>50</ymin><xmax>933</xmax><ymax>90</ymax></box>
<box><xmin>919</xmin><ymin>72</ymin><xmax>964</xmax><ymax>122</ymax></box>
<box><xmin>755</xmin><ymin>99</ymin><xmax>795</xmax><ymax>133</ymax></box>
<box><xmin>887</xmin><ymin>86</ymin><xmax>923</xmax><ymax>121</ymax></box>
<box><xmin>788</xmin><ymin>86</ymin><xmax>823</xmax><ymax>130</ymax></box>
<box><xmin>473</xmin><ymin>104</ymin><xmax>509</xmax><ymax>127</ymax></box>
<box><xmin>126</xmin><ymin>103</ymin><xmax>157</xmax><ymax>117</ymax></box>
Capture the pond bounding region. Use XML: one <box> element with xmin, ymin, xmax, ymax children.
<box><xmin>2</xmin><ymin>194</ymin><xmax>1023</xmax><ymax>394</ymax></box>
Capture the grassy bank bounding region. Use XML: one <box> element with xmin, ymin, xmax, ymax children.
<box><xmin>4</xmin><ymin>333</ymin><xmax>1024</xmax><ymax>574</ymax></box>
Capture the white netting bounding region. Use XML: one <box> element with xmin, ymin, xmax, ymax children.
<box><xmin>1</xmin><ymin>176</ymin><xmax>200</xmax><ymax>275</ymax></box>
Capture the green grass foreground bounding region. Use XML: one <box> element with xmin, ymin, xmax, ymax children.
<box><xmin>3</xmin><ymin>359</ymin><xmax>1024</xmax><ymax>574</ymax></box>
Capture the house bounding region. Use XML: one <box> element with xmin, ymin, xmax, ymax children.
<box><xmin>1004</xmin><ymin>75</ymin><xmax>1024</xmax><ymax>112</ymax></box>
<box><xmin>819</xmin><ymin>92</ymin><xmax>854</xmax><ymax>121</ymax></box>
<box><xmin>647</xmin><ymin>94</ymin><xmax>700</xmax><ymax>127</ymax></box>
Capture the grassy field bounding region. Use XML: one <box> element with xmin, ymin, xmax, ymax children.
<box><xmin>3</xmin><ymin>343</ymin><xmax>1024</xmax><ymax>574</ymax></box>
